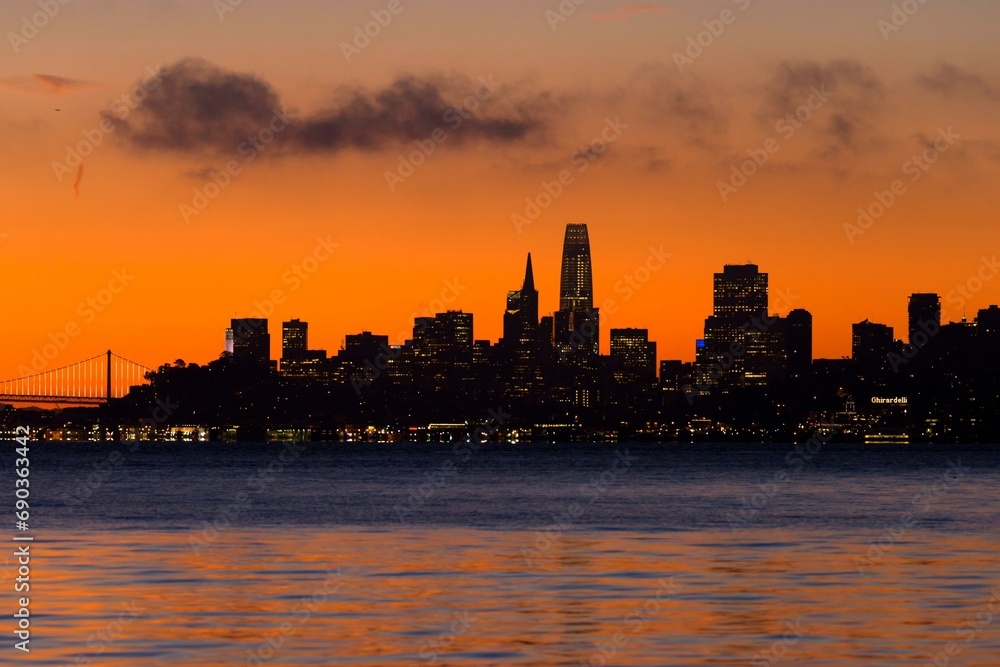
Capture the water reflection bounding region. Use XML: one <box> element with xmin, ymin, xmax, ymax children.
<box><xmin>11</xmin><ymin>528</ymin><xmax>1000</xmax><ymax>666</ymax></box>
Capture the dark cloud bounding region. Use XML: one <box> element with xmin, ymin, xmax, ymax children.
<box><xmin>626</xmin><ymin>63</ymin><xmax>728</xmax><ymax>148</ymax></box>
<box><xmin>297</xmin><ymin>74</ymin><xmax>550</xmax><ymax>150</ymax></box>
<box><xmin>635</xmin><ymin>145</ymin><xmax>674</xmax><ymax>173</ymax></box>
<box><xmin>916</xmin><ymin>63</ymin><xmax>1000</xmax><ymax>102</ymax></box>
<box><xmin>0</xmin><ymin>73</ymin><xmax>91</xmax><ymax>95</ymax></box>
<box><xmin>762</xmin><ymin>59</ymin><xmax>886</xmax><ymax>156</ymax></box>
<box><xmin>33</xmin><ymin>74</ymin><xmax>91</xmax><ymax>92</ymax></box>
<box><xmin>104</xmin><ymin>59</ymin><xmax>552</xmax><ymax>156</ymax></box>
<box><xmin>917</xmin><ymin>133</ymin><xmax>1000</xmax><ymax>165</ymax></box>
<box><xmin>104</xmin><ymin>59</ymin><xmax>281</xmax><ymax>152</ymax></box>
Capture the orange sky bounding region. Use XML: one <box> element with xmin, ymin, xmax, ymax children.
<box><xmin>2</xmin><ymin>0</ymin><xmax>999</xmax><ymax>377</ymax></box>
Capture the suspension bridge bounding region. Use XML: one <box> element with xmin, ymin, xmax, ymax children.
<box><xmin>0</xmin><ymin>351</ymin><xmax>154</xmax><ymax>406</ymax></box>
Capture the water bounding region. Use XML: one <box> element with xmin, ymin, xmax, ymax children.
<box><xmin>4</xmin><ymin>441</ymin><xmax>999</xmax><ymax>665</ymax></box>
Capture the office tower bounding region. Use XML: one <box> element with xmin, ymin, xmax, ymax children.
<box><xmin>503</xmin><ymin>255</ymin><xmax>542</xmax><ymax>397</ymax></box>
<box><xmin>337</xmin><ymin>332</ymin><xmax>394</xmax><ymax>388</ymax></box>
<box><xmin>504</xmin><ymin>254</ymin><xmax>539</xmax><ymax>344</ymax></box>
<box><xmin>282</xmin><ymin>319</ymin><xmax>308</xmax><ymax>359</ymax></box>
<box><xmin>977</xmin><ymin>304</ymin><xmax>1000</xmax><ymax>354</ymax></box>
<box><xmin>279</xmin><ymin>319</ymin><xmax>329</xmax><ymax>376</ymax></box>
<box><xmin>785</xmin><ymin>308</ymin><xmax>813</xmax><ymax>381</ymax></box>
<box><xmin>934</xmin><ymin>320</ymin><xmax>979</xmax><ymax>377</ymax></box>
<box><xmin>414</xmin><ymin>311</ymin><xmax>474</xmax><ymax>357</ymax></box>
<box><xmin>908</xmin><ymin>293</ymin><xmax>941</xmax><ymax>344</ymax></box>
<box><xmin>610</xmin><ymin>328</ymin><xmax>657</xmax><ymax>383</ymax></box>
<box><xmin>559</xmin><ymin>223</ymin><xmax>594</xmax><ymax>310</ymax></box>
<box><xmin>337</xmin><ymin>331</ymin><xmax>398</xmax><ymax>375</ymax></box>
<box><xmin>659</xmin><ymin>360</ymin><xmax>687</xmax><ymax>391</ymax></box>
<box><xmin>555</xmin><ymin>223</ymin><xmax>599</xmax><ymax>358</ymax></box>
<box><xmin>230</xmin><ymin>318</ymin><xmax>270</xmax><ymax>364</ymax></box>
<box><xmin>703</xmin><ymin>264</ymin><xmax>770</xmax><ymax>385</ymax></box>
<box><xmin>714</xmin><ymin>264</ymin><xmax>768</xmax><ymax>317</ymax></box>
<box><xmin>978</xmin><ymin>305</ymin><xmax>1000</xmax><ymax>336</ymax></box>
<box><xmin>342</xmin><ymin>332</ymin><xmax>390</xmax><ymax>361</ymax></box>
<box><xmin>746</xmin><ymin>323</ymin><xmax>786</xmax><ymax>387</ymax></box>
<box><xmin>224</xmin><ymin>327</ymin><xmax>234</xmax><ymax>355</ymax></box>
<box><xmin>411</xmin><ymin>311</ymin><xmax>474</xmax><ymax>399</ymax></box>
<box><xmin>976</xmin><ymin>305</ymin><xmax>1000</xmax><ymax>368</ymax></box>
<box><xmin>538</xmin><ymin>315</ymin><xmax>555</xmax><ymax>350</ymax></box>
<box><xmin>852</xmin><ymin>319</ymin><xmax>894</xmax><ymax>363</ymax></box>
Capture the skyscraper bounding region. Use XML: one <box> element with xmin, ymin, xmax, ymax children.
<box><xmin>282</xmin><ymin>319</ymin><xmax>308</xmax><ymax>359</ymax></box>
<box><xmin>559</xmin><ymin>223</ymin><xmax>594</xmax><ymax>311</ymax></box>
<box><xmin>415</xmin><ymin>311</ymin><xmax>474</xmax><ymax>355</ymax></box>
<box><xmin>503</xmin><ymin>254</ymin><xmax>542</xmax><ymax>397</ymax></box>
<box><xmin>852</xmin><ymin>319</ymin><xmax>894</xmax><ymax>363</ymax></box>
<box><xmin>280</xmin><ymin>319</ymin><xmax>327</xmax><ymax>376</ymax></box>
<box><xmin>977</xmin><ymin>305</ymin><xmax>1000</xmax><ymax>337</ymax></box>
<box><xmin>412</xmin><ymin>311</ymin><xmax>475</xmax><ymax>398</ymax></box>
<box><xmin>555</xmin><ymin>223</ymin><xmax>599</xmax><ymax>358</ymax></box>
<box><xmin>703</xmin><ymin>264</ymin><xmax>770</xmax><ymax>385</ymax></box>
<box><xmin>713</xmin><ymin>264</ymin><xmax>768</xmax><ymax>317</ymax></box>
<box><xmin>610</xmin><ymin>328</ymin><xmax>657</xmax><ymax>383</ymax></box>
<box><xmin>908</xmin><ymin>293</ymin><xmax>941</xmax><ymax>344</ymax></box>
<box><xmin>784</xmin><ymin>308</ymin><xmax>813</xmax><ymax>381</ymax></box>
<box><xmin>230</xmin><ymin>318</ymin><xmax>271</xmax><ymax>365</ymax></box>
<box><xmin>503</xmin><ymin>254</ymin><xmax>539</xmax><ymax>346</ymax></box>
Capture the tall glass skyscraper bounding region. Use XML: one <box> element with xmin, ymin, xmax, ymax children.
<box><xmin>555</xmin><ymin>223</ymin><xmax>599</xmax><ymax>358</ymax></box>
<box><xmin>559</xmin><ymin>224</ymin><xmax>594</xmax><ymax>311</ymax></box>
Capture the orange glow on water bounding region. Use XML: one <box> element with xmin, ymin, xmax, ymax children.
<box><xmin>16</xmin><ymin>528</ymin><xmax>1000</xmax><ymax>665</ymax></box>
